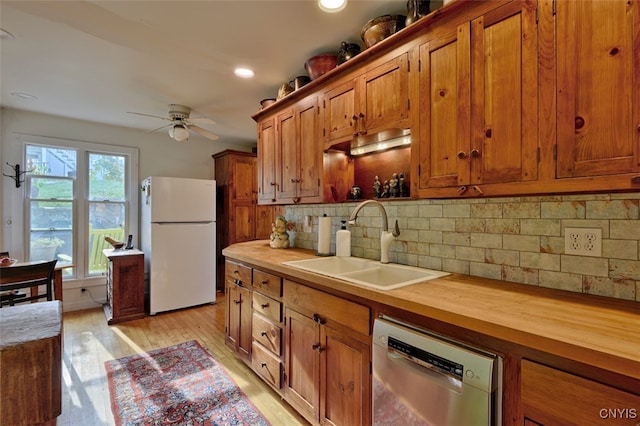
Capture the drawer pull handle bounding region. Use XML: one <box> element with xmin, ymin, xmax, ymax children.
<box><xmin>260</xmin><ymin>280</ymin><xmax>268</xmax><ymax>285</ymax></box>
<box><xmin>233</xmin><ymin>269</ymin><xmax>239</xmax><ymax>274</ymax></box>
<box><xmin>261</xmin><ymin>331</ymin><xmax>268</xmax><ymax>337</ymax></box>
<box><xmin>261</xmin><ymin>303</ymin><xmax>269</xmax><ymax>309</ymax></box>
<box><xmin>233</xmin><ymin>278</ymin><xmax>241</xmax><ymax>286</ymax></box>
<box><xmin>312</xmin><ymin>313</ymin><xmax>326</xmax><ymax>324</ymax></box>
<box><xmin>261</xmin><ymin>362</ymin><xmax>267</xmax><ymax>368</ymax></box>
<box><xmin>233</xmin><ymin>299</ymin><xmax>241</xmax><ymax>305</ymax></box>
<box><xmin>312</xmin><ymin>343</ymin><xmax>324</xmax><ymax>353</ymax></box>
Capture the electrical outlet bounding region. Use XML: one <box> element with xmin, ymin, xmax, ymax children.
<box><xmin>564</xmin><ymin>227</ymin><xmax>602</xmax><ymax>257</ymax></box>
<box><xmin>303</xmin><ymin>215</ymin><xmax>313</xmax><ymax>233</ymax></box>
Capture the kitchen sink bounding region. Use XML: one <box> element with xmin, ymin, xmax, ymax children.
<box><xmin>283</xmin><ymin>257</ymin><xmax>449</xmax><ymax>290</ymax></box>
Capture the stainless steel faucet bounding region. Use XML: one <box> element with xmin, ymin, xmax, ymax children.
<box><xmin>348</xmin><ymin>199</ymin><xmax>400</xmax><ymax>263</ymax></box>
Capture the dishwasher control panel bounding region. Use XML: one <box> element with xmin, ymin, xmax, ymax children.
<box><xmin>388</xmin><ymin>336</ymin><xmax>464</xmax><ymax>379</ymax></box>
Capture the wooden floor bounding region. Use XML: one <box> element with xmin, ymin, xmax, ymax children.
<box><xmin>57</xmin><ymin>292</ymin><xmax>309</xmax><ymax>425</ymax></box>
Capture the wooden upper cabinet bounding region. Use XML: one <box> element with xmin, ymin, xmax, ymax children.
<box><xmin>257</xmin><ymin>116</ymin><xmax>277</xmax><ymax>203</ymax></box>
<box><xmin>323</xmin><ymin>52</ymin><xmax>410</xmax><ymax>148</ymax></box>
<box><xmin>417</xmin><ymin>0</ymin><xmax>539</xmax><ymax>196</ymax></box>
<box><xmin>231</xmin><ymin>154</ymin><xmax>257</xmax><ymax>202</ymax></box>
<box><xmin>556</xmin><ymin>0</ymin><xmax>640</xmax><ymax>178</ymax></box>
<box><xmin>276</xmin><ymin>108</ymin><xmax>297</xmax><ymax>201</ymax></box>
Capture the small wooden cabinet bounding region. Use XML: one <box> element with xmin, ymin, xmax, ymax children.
<box><xmin>521</xmin><ymin>359</ymin><xmax>640</xmax><ymax>425</ymax></box>
<box><xmin>224</xmin><ymin>260</ymin><xmax>252</xmax><ymax>362</ymax></box>
<box><xmin>103</xmin><ymin>249</ymin><xmax>145</xmax><ymax>325</ymax></box>
<box><xmin>283</xmin><ymin>280</ymin><xmax>371</xmax><ymax>426</ymax></box>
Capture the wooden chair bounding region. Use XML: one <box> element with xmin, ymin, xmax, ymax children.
<box><xmin>0</xmin><ymin>259</ymin><xmax>57</xmax><ymax>307</ymax></box>
<box><xmin>88</xmin><ymin>226</ymin><xmax>124</xmax><ymax>273</ymax></box>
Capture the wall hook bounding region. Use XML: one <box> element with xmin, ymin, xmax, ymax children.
<box><xmin>3</xmin><ymin>163</ymin><xmax>31</xmax><ymax>188</ymax></box>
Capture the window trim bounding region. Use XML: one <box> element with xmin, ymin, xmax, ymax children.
<box><xmin>15</xmin><ymin>134</ymin><xmax>139</xmax><ymax>284</ymax></box>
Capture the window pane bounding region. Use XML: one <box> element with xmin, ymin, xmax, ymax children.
<box><xmin>29</xmin><ymin>201</ymin><xmax>73</xmax><ymax>262</ymax></box>
<box><xmin>26</xmin><ymin>145</ymin><xmax>77</xmax><ymax>178</ymax></box>
<box><xmin>88</xmin><ymin>202</ymin><xmax>125</xmax><ymax>275</ymax></box>
<box><xmin>29</xmin><ymin>177</ymin><xmax>73</xmax><ymax>200</ymax></box>
<box><xmin>89</xmin><ymin>153</ymin><xmax>125</xmax><ymax>201</ymax></box>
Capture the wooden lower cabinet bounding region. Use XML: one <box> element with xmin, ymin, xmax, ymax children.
<box><xmin>283</xmin><ymin>280</ymin><xmax>371</xmax><ymax>426</ymax></box>
<box><xmin>521</xmin><ymin>359</ymin><xmax>640</xmax><ymax>426</ymax></box>
<box><xmin>224</xmin><ymin>261</ymin><xmax>252</xmax><ymax>362</ymax></box>
<box><xmin>103</xmin><ymin>249</ymin><xmax>145</xmax><ymax>325</ymax></box>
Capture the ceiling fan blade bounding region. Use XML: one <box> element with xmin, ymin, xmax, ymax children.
<box><xmin>145</xmin><ymin>123</ymin><xmax>172</xmax><ymax>133</ymax></box>
<box><xmin>187</xmin><ymin>117</ymin><xmax>216</xmax><ymax>126</ymax></box>
<box><xmin>127</xmin><ymin>111</ymin><xmax>171</xmax><ymax>121</ymax></box>
<box><xmin>189</xmin><ymin>125</ymin><xmax>219</xmax><ymax>141</ymax></box>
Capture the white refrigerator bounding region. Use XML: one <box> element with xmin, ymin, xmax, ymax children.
<box><xmin>140</xmin><ymin>176</ymin><xmax>216</xmax><ymax>315</ymax></box>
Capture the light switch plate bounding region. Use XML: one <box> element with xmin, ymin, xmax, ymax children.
<box><xmin>564</xmin><ymin>227</ymin><xmax>602</xmax><ymax>257</ymax></box>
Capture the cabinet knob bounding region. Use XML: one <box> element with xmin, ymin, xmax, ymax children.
<box><xmin>261</xmin><ymin>303</ymin><xmax>269</xmax><ymax>309</ymax></box>
<box><xmin>233</xmin><ymin>299</ymin><xmax>241</xmax><ymax>305</ymax></box>
<box><xmin>470</xmin><ymin>149</ymin><xmax>480</xmax><ymax>158</ymax></box>
<box><xmin>473</xmin><ymin>185</ymin><xmax>484</xmax><ymax>195</ymax></box>
<box><xmin>457</xmin><ymin>151</ymin><xmax>467</xmax><ymax>159</ymax></box>
<box><xmin>458</xmin><ymin>186</ymin><xmax>468</xmax><ymax>195</ymax></box>
<box><xmin>312</xmin><ymin>343</ymin><xmax>324</xmax><ymax>353</ymax></box>
<box><xmin>485</xmin><ymin>128</ymin><xmax>492</xmax><ymax>138</ymax></box>
<box><xmin>575</xmin><ymin>116</ymin><xmax>585</xmax><ymax>130</ymax></box>
<box><xmin>312</xmin><ymin>313</ymin><xmax>326</xmax><ymax>324</ymax></box>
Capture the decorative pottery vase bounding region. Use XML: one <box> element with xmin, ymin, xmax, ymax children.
<box><xmin>406</xmin><ymin>0</ymin><xmax>431</xmax><ymax>26</ymax></box>
<box><xmin>269</xmin><ymin>215</ymin><xmax>290</xmax><ymax>248</ymax></box>
<box><xmin>337</xmin><ymin>42</ymin><xmax>361</xmax><ymax>65</ymax></box>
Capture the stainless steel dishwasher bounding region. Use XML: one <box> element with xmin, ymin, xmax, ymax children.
<box><xmin>372</xmin><ymin>316</ymin><xmax>502</xmax><ymax>426</ymax></box>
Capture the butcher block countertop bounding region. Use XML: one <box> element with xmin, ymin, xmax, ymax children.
<box><xmin>223</xmin><ymin>241</ymin><xmax>640</xmax><ymax>382</ymax></box>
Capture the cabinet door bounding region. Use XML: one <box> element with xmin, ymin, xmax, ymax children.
<box><xmin>231</xmin><ymin>155</ymin><xmax>257</xmax><ymax>202</ymax></box>
<box><xmin>226</xmin><ymin>282</ymin><xmax>252</xmax><ymax>361</ymax></box>
<box><xmin>230</xmin><ymin>203</ymin><xmax>255</xmax><ymax>243</ymax></box>
<box><xmin>556</xmin><ymin>0</ymin><xmax>640</xmax><ymax>178</ymax></box>
<box><xmin>323</xmin><ymin>79</ymin><xmax>359</xmax><ymax>145</ymax></box>
<box><xmin>255</xmin><ymin>205</ymin><xmax>274</xmax><ymax>239</ymax></box>
<box><xmin>284</xmin><ymin>308</ymin><xmax>320</xmax><ymax>423</ymax></box>
<box><xmin>360</xmin><ymin>52</ymin><xmax>410</xmax><ymax>136</ymax></box>
<box><xmin>277</xmin><ymin>108</ymin><xmax>297</xmax><ymax>201</ymax></box>
<box><xmin>417</xmin><ymin>23</ymin><xmax>471</xmax><ymax>191</ymax></box>
<box><xmin>319</xmin><ymin>325</ymin><xmax>371</xmax><ymax>426</ymax></box>
<box><xmin>296</xmin><ymin>96</ymin><xmax>322</xmax><ymax>201</ymax></box>
<box><xmin>417</xmin><ymin>1</ymin><xmax>538</xmax><ymax>194</ymax></box>
<box><xmin>469</xmin><ymin>1</ymin><xmax>538</xmax><ymax>186</ymax></box>
<box><xmin>257</xmin><ymin>117</ymin><xmax>277</xmax><ymax>203</ymax></box>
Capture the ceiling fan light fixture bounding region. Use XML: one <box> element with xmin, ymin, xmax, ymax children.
<box><xmin>318</xmin><ymin>0</ymin><xmax>347</xmax><ymax>13</ymax></box>
<box><xmin>234</xmin><ymin>67</ymin><xmax>255</xmax><ymax>78</ymax></box>
<box><xmin>169</xmin><ymin>124</ymin><xmax>189</xmax><ymax>141</ymax></box>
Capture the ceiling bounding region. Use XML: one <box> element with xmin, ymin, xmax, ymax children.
<box><xmin>0</xmin><ymin>0</ymin><xmax>419</xmax><ymax>148</ymax></box>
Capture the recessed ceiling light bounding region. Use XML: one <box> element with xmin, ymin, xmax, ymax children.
<box><xmin>318</xmin><ymin>0</ymin><xmax>347</xmax><ymax>13</ymax></box>
<box><xmin>10</xmin><ymin>92</ymin><xmax>37</xmax><ymax>101</ymax></box>
<box><xmin>0</xmin><ymin>28</ymin><xmax>15</xmax><ymax>40</ymax></box>
<box><xmin>234</xmin><ymin>67</ymin><xmax>255</xmax><ymax>78</ymax></box>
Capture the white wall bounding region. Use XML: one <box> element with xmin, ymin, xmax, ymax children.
<box><xmin>1</xmin><ymin>107</ymin><xmax>254</xmax><ymax>311</ymax></box>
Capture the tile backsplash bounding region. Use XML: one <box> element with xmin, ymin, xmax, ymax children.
<box><xmin>284</xmin><ymin>193</ymin><xmax>640</xmax><ymax>302</ymax></box>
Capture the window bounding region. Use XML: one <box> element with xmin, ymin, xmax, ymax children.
<box><xmin>22</xmin><ymin>136</ymin><xmax>138</xmax><ymax>281</ymax></box>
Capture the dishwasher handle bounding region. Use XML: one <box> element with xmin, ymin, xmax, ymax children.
<box><xmin>387</xmin><ymin>348</ymin><xmax>464</xmax><ymax>394</ymax></box>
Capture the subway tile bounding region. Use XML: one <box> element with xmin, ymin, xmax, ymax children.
<box><xmin>470</xmin><ymin>262</ymin><xmax>502</xmax><ymax>280</ymax></box>
<box><xmin>502</xmin><ymin>266</ymin><xmax>539</xmax><ymax>285</ymax></box>
<box><xmin>521</xmin><ymin>252</ymin><xmax>560</xmax><ymax>271</ymax></box>
<box><xmin>540</xmin><ymin>236</ymin><xmax>564</xmax><ymax>254</ymax></box>
<box><xmin>456</xmin><ymin>246</ymin><xmax>485</xmax><ymax>262</ymax></box>
<box><xmin>583</xmin><ymin>276</ymin><xmax>636</xmax><ymax>301</ymax></box>
<box><xmin>609</xmin><ymin>259</ymin><xmax>640</xmax><ymax>280</ymax></box>
<box><xmin>485</xmin><ymin>249</ymin><xmax>519</xmax><ymax>266</ymax></box>
<box><xmin>470</xmin><ymin>232</ymin><xmax>502</xmax><ymax>249</ymax></box>
<box><xmin>418</xmin><ymin>255</ymin><xmax>443</xmax><ymax>271</ymax></box>
<box><xmin>603</xmin><ymin>239</ymin><xmax>638</xmax><ymax>260</ymax></box>
<box><xmin>407</xmin><ymin>216</ymin><xmax>429</xmax><ymax>230</ymax></box>
<box><xmin>502</xmin><ymin>202</ymin><xmax>540</xmax><ymax>219</ymax></box>
<box><xmin>443</xmin><ymin>204</ymin><xmax>470</xmax><ymax>217</ymax></box>
<box><xmin>521</xmin><ymin>219</ymin><xmax>561</xmax><ymax>236</ymax></box>
<box><xmin>561</xmin><ymin>255</ymin><xmax>608</xmax><ymax>277</ymax></box>
<box><xmin>443</xmin><ymin>231</ymin><xmax>470</xmax><ymax>246</ymax></box>
<box><xmin>485</xmin><ymin>218</ymin><xmax>520</xmax><ymax>234</ymax></box>
<box><xmin>541</xmin><ymin>201</ymin><xmax>586</xmax><ymax>219</ymax></box>
<box><xmin>419</xmin><ymin>204</ymin><xmax>443</xmax><ymax>218</ymax></box>
<box><xmin>587</xmin><ymin>200</ymin><xmax>639</xmax><ymax>220</ymax></box>
<box><xmin>470</xmin><ymin>203</ymin><xmax>503</xmax><ymax>218</ymax></box>
<box><xmin>539</xmin><ymin>270</ymin><xmax>583</xmax><ymax>292</ymax></box>
<box><xmin>443</xmin><ymin>258</ymin><xmax>469</xmax><ymax>274</ymax></box>
<box><xmin>430</xmin><ymin>218</ymin><xmax>456</xmax><ymax>231</ymax></box>
<box><xmin>455</xmin><ymin>218</ymin><xmax>486</xmax><ymax>232</ymax></box>
<box><xmin>418</xmin><ymin>230</ymin><xmax>443</xmax><ymax>244</ymax></box>
<box><xmin>430</xmin><ymin>244</ymin><xmax>456</xmax><ymax>259</ymax></box>
<box><xmin>503</xmin><ymin>234</ymin><xmax>540</xmax><ymax>252</ymax></box>
<box><xmin>611</xmin><ymin>220</ymin><xmax>640</xmax><ymax>240</ymax></box>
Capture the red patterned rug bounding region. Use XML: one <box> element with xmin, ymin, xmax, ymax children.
<box><xmin>105</xmin><ymin>340</ymin><xmax>271</xmax><ymax>426</ymax></box>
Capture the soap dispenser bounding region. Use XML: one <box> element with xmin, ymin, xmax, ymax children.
<box><xmin>336</xmin><ymin>220</ymin><xmax>351</xmax><ymax>258</ymax></box>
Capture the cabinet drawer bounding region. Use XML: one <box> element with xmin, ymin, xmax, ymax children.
<box><xmin>252</xmin><ymin>269</ymin><xmax>282</xmax><ymax>298</ymax></box>
<box><xmin>253</xmin><ymin>292</ymin><xmax>282</xmax><ymax>323</ymax></box>
<box><xmin>252</xmin><ymin>341</ymin><xmax>282</xmax><ymax>389</ymax></box>
<box><xmin>225</xmin><ymin>260</ymin><xmax>251</xmax><ymax>287</ymax></box>
<box><xmin>284</xmin><ymin>280</ymin><xmax>370</xmax><ymax>336</ymax></box>
<box><xmin>252</xmin><ymin>313</ymin><xmax>282</xmax><ymax>356</ymax></box>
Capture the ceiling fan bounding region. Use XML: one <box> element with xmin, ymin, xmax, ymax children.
<box><xmin>128</xmin><ymin>104</ymin><xmax>219</xmax><ymax>142</ymax></box>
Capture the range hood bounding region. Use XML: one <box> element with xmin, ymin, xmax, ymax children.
<box><xmin>350</xmin><ymin>128</ymin><xmax>411</xmax><ymax>156</ymax></box>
